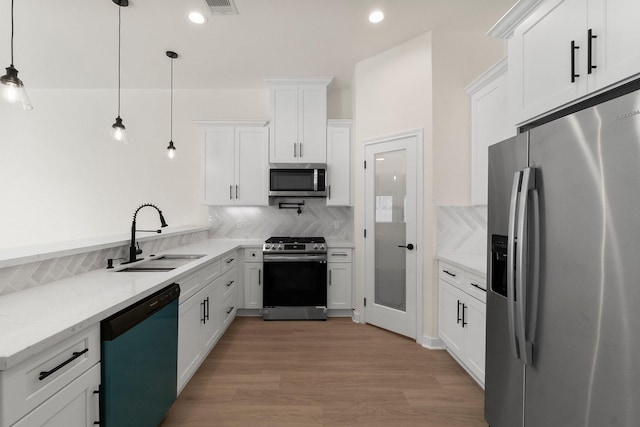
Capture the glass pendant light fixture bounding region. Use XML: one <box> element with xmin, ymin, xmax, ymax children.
<box><xmin>0</xmin><ymin>0</ymin><xmax>32</xmax><ymax>110</ymax></box>
<box><xmin>110</xmin><ymin>0</ymin><xmax>129</xmax><ymax>143</ymax></box>
<box><xmin>166</xmin><ymin>51</ymin><xmax>178</xmax><ymax>159</ymax></box>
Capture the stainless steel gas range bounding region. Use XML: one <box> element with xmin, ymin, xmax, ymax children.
<box><xmin>262</xmin><ymin>237</ymin><xmax>327</xmax><ymax>320</ymax></box>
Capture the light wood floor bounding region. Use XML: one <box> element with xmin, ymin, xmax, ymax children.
<box><xmin>161</xmin><ymin>317</ymin><xmax>488</xmax><ymax>427</ymax></box>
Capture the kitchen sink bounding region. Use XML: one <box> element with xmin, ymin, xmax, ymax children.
<box><xmin>116</xmin><ymin>254</ymin><xmax>206</xmax><ymax>272</ymax></box>
<box><xmin>118</xmin><ymin>266</ymin><xmax>177</xmax><ymax>273</ymax></box>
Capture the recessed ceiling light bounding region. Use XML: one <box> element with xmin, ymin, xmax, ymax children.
<box><xmin>369</xmin><ymin>10</ymin><xmax>384</xmax><ymax>23</ymax></box>
<box><xmin>188</xmin><ymin>11</ymin><xmax>206</xmax><ymax>24</ymax></box>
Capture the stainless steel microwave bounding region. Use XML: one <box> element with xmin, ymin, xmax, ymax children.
<box><xmin>269</xmin><ymin>164</ymin><xmax>327</xmax><ymax>197</ymax></box>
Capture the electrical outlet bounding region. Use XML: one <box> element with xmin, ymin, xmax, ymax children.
<box><xmin>235</xmin><ymin>220</ymin><xmax>243</xmax><ymax>229</ymax></box>
<box><xmin>334</xmin><ymin>220</ymin><xmax>340</xmax><ymax>229</ymax></box>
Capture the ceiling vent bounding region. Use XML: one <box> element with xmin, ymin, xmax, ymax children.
<box><xmin>204</xmin><ymin>0</ymin><xmax>238</xmax><ymax>15</ymax></box>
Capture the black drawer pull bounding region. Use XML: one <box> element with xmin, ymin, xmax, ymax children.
<box><xmin>471</xmin><ymin>283</ymin><xmax>486</xmax><ymax>292</ymax></box>
<box><xmin>226</xmin><ymin>280</ymin><xmax>234</xmax><ymax>287</ymax></box>
<box><xmin>226</xmin><ymin>306</ymin><xmax>235</xmax><ymax>314</ymax></box>
<box><xmin>39</xmin><ymin>348</ymin><xmax>89</xmax><ymax>381</ymax></box>
<box><xmin>226</xmin><ymin>258</ymin><xmax>234</xmax><ymax>264</ymax></box>
<box><xmin>443</xmin><ymin>269</ymin><xmax>456</xmax><ymax>277</ymax></box>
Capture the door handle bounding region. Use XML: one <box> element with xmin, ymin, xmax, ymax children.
<box><xmin>507</xmin><ymin>171</ymin><xmax>522</xmax><ymax>360</ymax></box>
<box><xmin>398</xmin><ymin>243</ymin><xmax>414</xmax><ymax>250</ymax></box>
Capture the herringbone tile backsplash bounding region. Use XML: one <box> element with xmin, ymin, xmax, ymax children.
<box><xmin>0</xmin><ymin>230</ymin><xmax>209</xmax><ymax>296</ymax></box>
<box><xmin>437</xmin><ymin>206</ymin><xmax>487</xmax><ymax>256</ymax></box>
<box><xmin>208</xmin><ymin>200</ymin><xmax>354</xmax><ymax>240</ymax></box>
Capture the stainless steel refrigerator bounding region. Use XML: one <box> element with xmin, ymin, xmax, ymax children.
<box><xmin>486</xmin><ymin>87</ymin><xmax>640</xmax><ymax>427</ymax></box>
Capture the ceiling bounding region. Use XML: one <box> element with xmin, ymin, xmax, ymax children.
<box><xmin>0</xmin><ymin>0</ymin><xmax>516</xmax><ymax>91</ymax></box>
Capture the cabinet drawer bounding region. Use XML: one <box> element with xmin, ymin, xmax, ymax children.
<box><xmin>244</xmin><ymin>248</ymin><xmax>263</xmax><ymax>263</ymax></box>
<box><xmin>466</xmin><ymin>272</ymin><xmax>487</xmax><ymax>303</ymax></box>
<box><xmin>178</xmin><ymin>272</ymin><xmax>202</xmax><ymax>304</ymax></box>
<box><xmin>0</xmin><ymin>324</ymin><xmax>100</xmax><ymax>427</ymax></box>
<box><xmin>219</xmin><ymin>267</ymin><xmax>237</xmax><ymax>301</ymax></box>
<box><xmin>439</xmin><ymin>262</ymin><xmax>464</xmax><ymax>288</ymax></box>
<box><xmin>201</xmin><ymin>260</ymin><xmax>221</xmax><ymax>284</ymax></box>
<box><xmin>221</xmin><ymin>252</ymin><xmax>237</xmax><ymax>273</ymax></box>
<box><xmin>327</xmin><ymin>248</ymin><xmax>352</xmax><ymax>263</ymax></box>
<box><xmin>221</xmin><ymin>288</ymin><xmax>238</xmax><ymax>330</ymax></box>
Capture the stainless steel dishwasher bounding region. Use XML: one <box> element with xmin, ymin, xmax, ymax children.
<box><xmin>101</xmin><ymin>283</ymin><xmax>180</xmax><ymax>427</ymax></box>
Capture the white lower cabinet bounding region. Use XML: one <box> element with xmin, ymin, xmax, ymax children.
<box><xmin>438</xmin><ymin>261</ymin><xmax>486</xmax><ymax>387</ymax></box>
<box><xmin>13</xmin><ymin>364</ymin><xmax>101</xmax><ymax>427</ymax></box>
<box><xmin>0</xmin><ymin>325</ymin><xmax>101</xmax><ymax>427</ymax></box>
<box><xmin>177</xmin><ymin>254</ymin><xmax>237</xmax><ymax>394</ymax></box>
<box><xmin>327</xmin><ymin>248</ymin><xmax>353</xmax><ymax>310</ymax></box>
<box><xmin>243</xmin><ymin>248</ymin><xmax>263</xmax><ymax>310</ymax></box>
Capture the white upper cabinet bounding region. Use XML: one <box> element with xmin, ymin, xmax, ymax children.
<box><xmin>587</xmin><ymin>0</ymin><xmax>640</xmax><ymax>92</ymax></box>
<box><xmin>267</xmin><ymin>79</ymin><xmax>332</xmax><ymax>164</ymax></box>
<box><xmin>466</xmin><ymin>59</ymin><xmax>516</xmax><ymax>206</ymax></box>
<box><xmin>326</xmin><ymin>120</ymin><xmax>352</xmax><ymax>206</ymax></box>
<box><xmin>201</xmin><ymin>121</ymin><xmax>269</xmax><ymax>206</ymax></box>
<box><xmin>493</xmin><ymin>0</ymin><xmax>640</xmax><ymax>125</ymax></box>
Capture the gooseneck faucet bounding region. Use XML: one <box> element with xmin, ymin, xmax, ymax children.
<box><xmin>125</xmin><ymin>203</ymin><xmax>168</xmax><ymax>264</ymax></box>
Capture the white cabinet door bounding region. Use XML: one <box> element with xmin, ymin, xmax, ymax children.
<box><xmin>298</xmin><ymin>84</ymin><xmax>327</xmax><ymax>163</ymax></box>
<box><xmin>243</xmin><ymin>263</ymin><xmax>263</xmax><ymax>309</ymax></box>
<box><xmin>267</xmin><ymin>79</ymin><xmax>331</xmax><ymax>164</ymax></box>
<box><xmin>200</xmin><ymin>282</ymin><xmax>221</xmax><ymax>354</ymax></box>
<box><xmin>587</xmin><ymin>0</ymin><xmax>640</xmax><ymax>91</ymax></box>
<box><xmin>235</xmin><ymin>126</ymin><xmax>269</xmax><ymax>206</ymax></box>
<box><xmin>203</xmin><ymin>127</ymin><xmax>236</xmax><ymax>205</ymax></box>
<box><xmin>13</xmin><ymin>364</ymin><xmax>100</xmax><ymax>427</ymax></box>
<box><xmin>468</xmin><ymin>60</ymin><xmax>516</xmax><ymax>206</ymax></box>
<box><xmin>326</xmin><ymin>120</ymin><xmax>351</xmax><ymax>206</ymax></box>
<box><xmin>465</xmin><ymin>296</ymin><xmax>487</xmax><ymax>383</ymax></box>
<box><xmin>177</xmin><ymin>293</ymin><xmax>204</xmax><ymax>393</ymax></box>
<box><xmin>202</xmin><ymin>123</ymin><xmax>268</xmax><ymax>206</ymax></box>
<box><xmin>270</xmin><ymin>85</ymin><xmax>299</xmax><ymax>163</ymax></box>
<box><xmin>327</xmin><ymin>263</ymin><xmax>352</xmax><ymax>309</ymax></box>
<box><xmin>439</xmin><ymin>281</ymin><xmax>466</xmax><ymax>359</ymax></box>
<box><xmin>510</xmin><ymin>0</ymin><xmax>587</xmax><ymax>123</ymax></box>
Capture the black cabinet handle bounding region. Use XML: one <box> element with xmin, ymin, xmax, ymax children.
<box><xmin>588</xmin><ymin>29</ymin><xmax>598</xmax><ymax>74</ymax></box>
<box><xmin>571</xmin><ymin>40</ymin><xmax>580</xmax><ymax>82</ymax></box>
<box><xmin>258</xmin><ymin>269</ymin><xmax>261</xmax><ymax>285</ymax></box>
<box><xmin>201</xmin><ymin>300</ymin><xmax>206</xmax><ymax>324</ymax></box>
<box><xmin>226</xmin><ymin>306</ymin><xmax>235</xmax><ymax>314</ymax></box>
<box><xmin>443</xmin><ymin>269</ymin><xmax>456</xmax><ymax>277</ymax></box>
<box><xmin>462</xmin><ymin>304</ymin><xmax>468</xmax><ymax>327</ymax></box>
<box><xmin>456</xmin><ymin>300</ymin><xmax>462</xmax><ymax>324</ymax></box>
<box><xmin>398</xmin><ymin>243</ymin><xmax>414</xmax><ymax>250</ymax></box>
<box><xmin>226</xmin><ymin>258</ymin><xmax>234</xmax><ymax>264</ymax></box>
<box><xmin>39</xmin><ymin>348</ymin><xmax>89</xmax><ymax>381</ymax></box>
<box><xmin>229</xmin><ymin>185</ymin><xmax>233</xmax><ymax>200</ymax></box>
<box><xmin>205</xmin><ymin>297</ymin><xmax>210</xmax><ymax>321</ymax></box>
<box><xmin>471</xmin><ymin>282</ymin><xmax>486</xmax><ymax>292</ymax></box>
<box><xmin>226</xmin><ymin>280</ymin><xmax>234</xmax><ymax>287</ymax></box>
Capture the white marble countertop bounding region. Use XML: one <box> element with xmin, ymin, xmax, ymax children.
<box><xmin>437</xmin><ymin>253</ymin><xmax>487</xmax><ymax>278</ymax></box>
<box><xmin>0</xmin><ymin>238</ymin><xmax>262</xmax><ymax>371</ymax></box>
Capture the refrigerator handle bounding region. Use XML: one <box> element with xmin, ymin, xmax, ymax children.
<box><xmin>507</xmin><ymin>171</ymin><xmax>522</xmax><ymax>361</ymax></box>
<box><xmin>517</xmin><ymin>168</ymin><xmax>535</xmax><ymax>365</ymax></box>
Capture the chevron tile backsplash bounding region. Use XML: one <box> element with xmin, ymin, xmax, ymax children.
<box><xmin>437</xmin><ymin>206</ymin><xmax>487</xmax><ymax>256</ymax></box>
<box><xmin>0</xmin><ymin>230</ymin><xmax>209</xmax><ymax>296</ymax></box>
<box><xmin>208</xmin><ymin>200</ymin><xmax>354</xmax><ymax>240</ymax></box>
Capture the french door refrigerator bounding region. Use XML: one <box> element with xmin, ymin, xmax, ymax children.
<box><xmin>486</xmin><ymin>87</ymin><xmax>640</xmax><ymax>427</ymax></box>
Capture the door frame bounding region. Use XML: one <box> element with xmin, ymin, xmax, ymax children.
<box><xmin>361</xmin><ymin>129</ymin><xmax>424</xmax><ymax>343</ymax></box>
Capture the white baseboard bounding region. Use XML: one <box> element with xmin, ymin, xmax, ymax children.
<box><xmin>421</xmin><ymin>335</ymin><xmax>446</xmax><ymax>350</ymax></box>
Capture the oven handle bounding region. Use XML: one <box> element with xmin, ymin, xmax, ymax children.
<box><xmin>263</xmin><ymin>254</ymin><xmax>327</xmax><ymax>262</ymax></box>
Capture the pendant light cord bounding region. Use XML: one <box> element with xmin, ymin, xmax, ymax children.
<box><xmin>117</xmin><ymin>5</ymin><xmax>122</xmax><ymax>117</ymax></box>
<box><xmin>170</xmin><ymin>57</ymin><xmax>173</xmax><ymax>140</ymax></box>
<box><xmin>10</xmin><ymin>0</ymin><xmax>14</xmax><ymax>65</ymax></box>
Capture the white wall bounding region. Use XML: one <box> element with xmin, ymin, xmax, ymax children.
<box><xmin>0</xmin><ymin>87</ymin><xmax>349</xmax><ymax>250</ymax></box>
<box><xmin>352</xmin><ymin>31</ymin><xmax>505</xmax><ymax>341</ymax></box>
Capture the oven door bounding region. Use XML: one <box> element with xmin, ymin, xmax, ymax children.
<box><xmin>263</xmin><ymin>254</ymin><xmax>327</xmax><ymax>307</ymax></box>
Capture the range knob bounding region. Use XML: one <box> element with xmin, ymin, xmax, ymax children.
<box><xmin>313</xmin><ymin>244</ymin><xmax>318</xmax><ymax>250</ymax></box>
<box><xmin>320</xmin><ymin>244</ymin><xmax>325</xmax><ymax>250</ymax></box>
<box><xmin>278</xmin><ymin>244</ymin><xmax>284</xmax><ymax>250</ymax></box>
<box><xmin>265</xmin><ymin>244</ymin><xmax>271</xmax><ymax>250</ymax></box>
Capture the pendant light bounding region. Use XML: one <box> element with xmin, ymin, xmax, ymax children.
<box><xmin>166</xmin><ymin>51</ymin><xmax>178</xmax><ymax>159</ymax></box>
<box><xmin>110</xmin><ymin>0</ymin><xmax>129</xmax><ymax>143</ymax></box>
<box><xmin>0</xmin><ymin>0</ymin><xmax>32</xmax><ymax>110</ymax></box>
